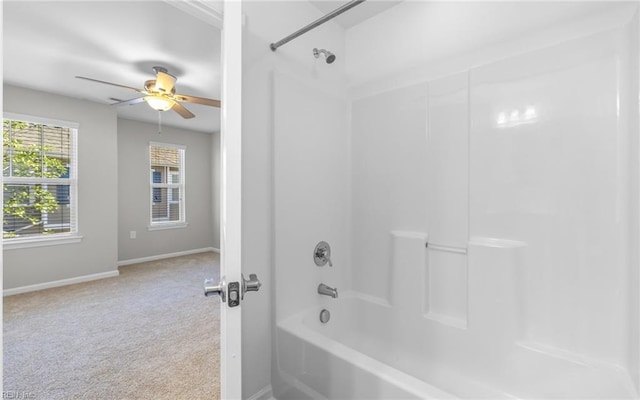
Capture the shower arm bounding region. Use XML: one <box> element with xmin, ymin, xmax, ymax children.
<box><xmin>269</xmin><ymin>0</ymin><xmax>366</xmax><ymax>51</ymax></box>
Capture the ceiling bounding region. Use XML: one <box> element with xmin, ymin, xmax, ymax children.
<box><xmin>3</xmin><ymin>1</ymin><xmax>222</xmax><ymax>133</ymax></box>
<box><xmin>3</xmin><ymin>1</ymin><xmax>400</xmax><ymax>134</ymax></box>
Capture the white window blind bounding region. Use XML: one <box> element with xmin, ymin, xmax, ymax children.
<box><xmin>3</xmin><ymin>114</ymin><xmax>78</xmax><ymax>242</ymax></box>
<box><xmin>149</xmin><ymin>142</ymin><xmax>186</xmax><ymax>227</ymax></box>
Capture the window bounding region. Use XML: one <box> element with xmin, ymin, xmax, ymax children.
<box><xmin>3</xmin><ymin>114</ymin><xmax>78</xmax><ymax>244</ymax></box>
<box><xmin>149</xmin><ymin>142</ymin><xmax>186</xmax><ymax>229</ymax></box>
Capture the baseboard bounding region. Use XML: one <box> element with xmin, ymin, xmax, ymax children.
<box><xmin>4</xmin><ymin>248</ymin><xmax>219</xmax><ymax>296</ymax></box>
<box><xmin>246</xmin><ymin>385</ymin><xmax>273</xmax><ymax>400</ymax></box>
<box><xmin>4</xmin><ymin>270</ymin><xmax>120</xmax><ymax>297</ymax></box>
<box><xmin>117</xmin><ymin>247</ymin><xmax>217</xmax><ymax>267</ymax></box>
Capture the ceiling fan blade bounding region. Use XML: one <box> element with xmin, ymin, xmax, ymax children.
<box><xmin>172</xmin><ymin>101</ymin><xmax>195</xmax><ymax>119</ymax></box>
<box><xmin>75</xmin><ymin>76</ymin><xmax>143</xmax><ymax>93</ymax></box>
<box><xmin>111</xmin><ymin>97</ymin><xmax>145</xmax><ymax>106</ymax></box>
<box><xmin>174</xmin><ymin>94</ymin><xmax>221</xmax><ymax>108</ymax></box>
<box><xmin>155</xmin><ymin>71</ymin><xmax>177</xmax><ymax>94</ymax></box>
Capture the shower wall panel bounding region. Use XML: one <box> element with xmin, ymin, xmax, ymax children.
<box><xmin>469</xmin><ymin>28</ymin><xmax>630</xmax><ymax>369</ymax></box>
<box><xmin>426</xmin><ymin>72</ymin><xmax>469</xmax><ymax>249</ymax></box>
<box><xmin>273</xmin><ymin>72</ymin><xmax>349</xmax><ymax>321</ymax></box>
<box><xmin>350</xmin><ymin>84</ymin><xmax>429</xmax><ymax>304</ymax></box>
<box><xmin>348</xmin><ymin>21</ymin><xmax>638</xmax><ymax>397</ymax></box>
<box><xmin>425</xmin><ymin>72</ymin><xmax>470</xmax><ymax>328</ymax></box>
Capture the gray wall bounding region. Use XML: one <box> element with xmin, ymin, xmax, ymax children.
<box><xmin>117</xmin><ymin>118</ymin><xmax>216</xmax><ymax>262</ymax></box>
<box><xmin>3</xmin><ymin>85</ymin><xmax>220</xmax><ymax>289</ymax></box>
<box><xmin>3</xmin><ymin>84</ymin><xmax>119</xmax><ymax>289</ymax></box>
<box><xmin>212</xmin><ymin>131</ymin><xmax>221</xmax><ymax>249</ymax></box>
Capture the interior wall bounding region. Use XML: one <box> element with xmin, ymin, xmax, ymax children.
<box><xmin>117</xmin><ymin>118</ymin><xmax>215</xmax><ymax>262</ymax></box>
<box><xmin>212</xmin><ymin>131</ymin><xmax>221</xmax><ymax>250</ymax></box>
<box><xmin>241</xmin><ymin>1</ymin><xmax>347</xmax><ymax>398</ymax></box>
<box><xmin>3</xmin><ymin>84</ymin><xmax>118</xmax><ymax>289</ymax></box>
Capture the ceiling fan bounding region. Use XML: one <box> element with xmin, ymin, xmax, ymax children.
<box><xmin>75</xmin><ymin>66</ymin><xmax>220</xmax><ymax>119</ymax></box>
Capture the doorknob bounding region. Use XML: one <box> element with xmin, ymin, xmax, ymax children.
<box><xmin>204</xmin><ymin>277</ymin><xmax>226</xmax><ymax>302</ymax></box>
<box><xmin>204</xmin><ymin>274</ymin><xmax>261</xmax><ymax>304</ymax></box>
<box><xmin>241</xmin><ymin>273</ymin><xmax>262</xmax><ymax>300</ymax></box>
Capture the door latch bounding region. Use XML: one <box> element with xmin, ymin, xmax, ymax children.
<box><xmin>203</xmin><ymin>273</ymin><xmax>261</xmax><ymax>307</ymax></box>
<box><xmin>228</xmin><ymin>281</ymin><xmax>240</xmax><ymax>307</ymax></box>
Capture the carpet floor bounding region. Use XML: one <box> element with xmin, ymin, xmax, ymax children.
<box><xmin>3</xmin><ymin>252</ymin><xmax>221</xmax><ymax>400</ymax></box>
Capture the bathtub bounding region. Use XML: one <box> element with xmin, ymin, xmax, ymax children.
<box><xmin>275</xmin><ymin>293</ymin><xmax>510</xmax><ymax>400</ymax></box>
<box><xmin>276</xmin><ymin>295</ymin><xmax>454</xmax><ymax>399</ymax></box>
<box><xmin>275</xmin><ymin>293</ymin><xmax>638</xmax><ymax>400</ymax></box>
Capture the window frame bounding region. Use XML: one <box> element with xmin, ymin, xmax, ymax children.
<box><xmin>3</xmin><ymin>112</ymin><xmax>82</xmax><ymax>249</ymax></box>
<box><xmin>148</xmin><ymin>142</ymin><xmax>187</xmax><ymax>230</ymax></box>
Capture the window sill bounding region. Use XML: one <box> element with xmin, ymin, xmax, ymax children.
<box><xmin>4</xmin><ymin>233</ymin><xmax>84</xmax><ymax>250</ymax></box>
<box><xmin>148</xmin><ymin>222</ymin><xmax>188</xmax><ymax>231</ymax></box>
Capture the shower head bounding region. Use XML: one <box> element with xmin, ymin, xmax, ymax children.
<box><xmin>313</xmin><ymin>48</ymin><xmax>336</xmax><ymax>64</ymax></box>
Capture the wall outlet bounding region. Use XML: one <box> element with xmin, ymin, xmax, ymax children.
<box><xmin>130</xmin><ymin>230</ymin><xmax>137</xmax><ymax>239</ymax></box>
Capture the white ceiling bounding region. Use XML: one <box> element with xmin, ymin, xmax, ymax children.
<box><xmin>3</xmin><ymin>1</ymin><xmax>222</xmax><ymax>133</ymax></box>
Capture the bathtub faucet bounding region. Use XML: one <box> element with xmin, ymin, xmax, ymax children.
<box><xmin>318</xmin><ymin>283</ymin><xmax>338</xmax><ymax>299</ymax></box>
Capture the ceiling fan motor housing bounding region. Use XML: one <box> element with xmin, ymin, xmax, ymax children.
<box><xmin>144</xmin><ymin>79</ymin><xmax>176</xmax><ymax>95</ymax></box>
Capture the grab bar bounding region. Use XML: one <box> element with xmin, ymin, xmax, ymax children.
<box><xmin>425</xmin><ymin>242</ymin><xmax>467</xmax><ymax>255</ymax></box>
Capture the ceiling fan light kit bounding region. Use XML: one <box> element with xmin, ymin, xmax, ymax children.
<box><xmin>144</xmin><ymin>95</ymin><xmax>175</xmax><ymax>111</ymax></box>
<box><xmin>75</xmin><ymin>66</ymin><xmax>220</xmax><ymax>119</ymax></box>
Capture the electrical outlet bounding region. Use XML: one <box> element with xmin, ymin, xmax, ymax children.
<box><xmin>130</xmin><ymin>230</ymin><xmax>136</xmax><ymax>239</ymax></box>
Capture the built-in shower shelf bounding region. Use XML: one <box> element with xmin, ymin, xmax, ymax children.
<box><xmin>423</xmin><ymin>311</ymin><xmax>468</xmax><ymax>330</ymax></box>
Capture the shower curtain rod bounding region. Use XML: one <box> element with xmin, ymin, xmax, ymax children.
<box><xmin>270</xmin><ymin>0</ymin><xmax>366</xmax><ymax>51</ymax></box>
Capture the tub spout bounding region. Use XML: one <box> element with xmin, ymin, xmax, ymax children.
<box><xmin>318</xmin><ymin>283</ymin><xmax>338</xmax><ymax>298</ymax></box>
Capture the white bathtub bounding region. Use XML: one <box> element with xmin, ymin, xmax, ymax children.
<box><xmin>275</xmin><ymin>293</ymin><xmax>638</xmax><ymax>400</ymax></box>
<box><xmin>276</xmin><ymin>295</ymin><xmax>455</xmax><ymax>400</ymax></box>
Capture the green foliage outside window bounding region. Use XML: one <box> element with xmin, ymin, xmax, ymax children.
<box><xmin>3</xmin><ymin>119</ymin><xmax>69</xmax><ymax>238</ymax></box>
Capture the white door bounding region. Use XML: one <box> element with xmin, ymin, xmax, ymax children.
<box><xmin>218</xmin><ymin>1</ymin><xmax>244</xmax><ymax>398</ymax></box>
<box><xmin>204</xmin><ymin>2</ymin><xmax>253</xmax><ymax>398</ymax></box>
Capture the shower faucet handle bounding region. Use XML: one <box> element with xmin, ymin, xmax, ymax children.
<box><xmin>314</xmin><ymin>241</ymin><xmax>333</xmax><ymax>267</ymax></box>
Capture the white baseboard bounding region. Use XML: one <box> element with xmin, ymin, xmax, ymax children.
<box><xmin>212</xmin><ymin>247</ymin><xmax>220</xmax><ymax>253</ymax></box>
<box><xmin>117</xmin><ymin>247</ymin><xmax>217</xmax><ymax>267</ymax></box>
<box><xmin>4</xmin><ymin>270</ymin><xmax>120</xmax><ymax>297</ymax></box>
<box><xmin>247</xmin><ymin>385</ymin><xmax>273</xmax><ymax>400</ymax></box>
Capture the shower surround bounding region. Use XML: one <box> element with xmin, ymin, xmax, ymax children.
<box><xmin>241</xmin><ymin>1</ymin><xmax>640</xmax><ymax>398</ymax></box>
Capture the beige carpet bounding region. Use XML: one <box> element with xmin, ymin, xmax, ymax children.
<box><xmin>3</xmin><ymin>252</ymin><xmax>221</xmax><ymax>400</ymax></box>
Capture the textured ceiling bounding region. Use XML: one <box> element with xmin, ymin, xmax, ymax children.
<box><xmin>3</xmin><ymin>1</ymin><xmax>222</xmax><ymax>133</ymax></box>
